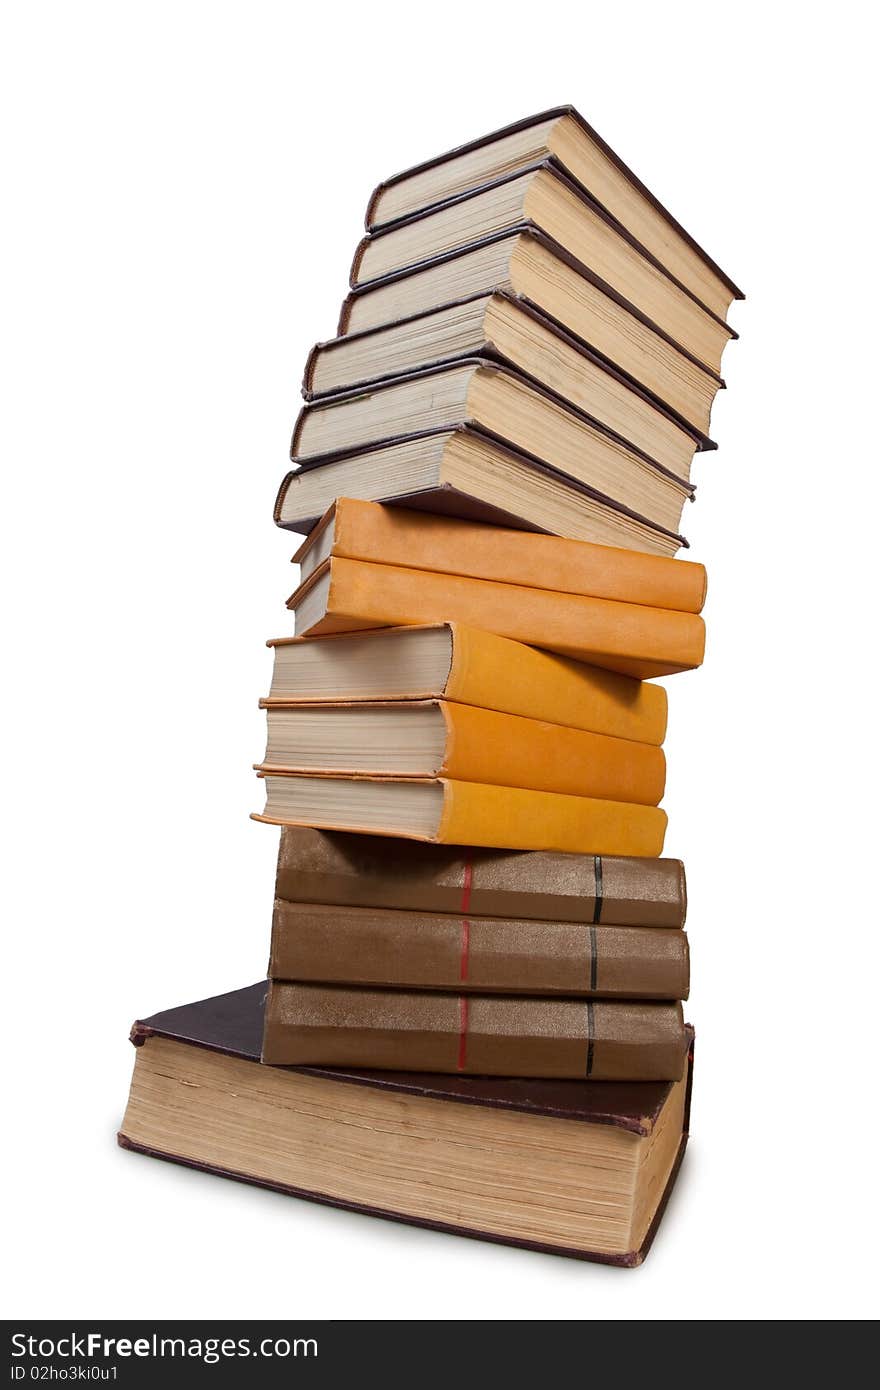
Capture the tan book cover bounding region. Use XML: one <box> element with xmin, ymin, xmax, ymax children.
<box><xmin>262</xmin><ymin>981</ymin><xmax>687</xmax><ymax>1080</ymax></box>
<box><xmin>274</xmin><ymin>826</ymin><xmax>688</xmax><ymax>926</ymax></box>
<box><xmin>269</xmin><ymin>900</ymin><xmax>690</xmax><ymax>1000</ymax></box>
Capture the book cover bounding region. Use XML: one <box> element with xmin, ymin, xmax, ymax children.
<box><xmin>292</xmin><ymin>498</ymin><xmax>706</xmax><ymax>612</ymax></box>
<box><xmin>288</xmin><ymin>555</ymin><xmax>706</xmax><ymax>679</ymax></box>
<box><xmin>365</xmin><ymin>104</ymin><xmax>744</xmax><ymax>311</ymax></box>
<box><xmin>269</xmin><ymin>900</ymin><xmax>690</xmax><ymax>999</ymax></box>
<box><xmin>257</xmin><ymin>698</ymin><xmax>667</xmax><ymax>806</ymax></box>
<box><xmin>265</xmin><ymin>623</ymin><xmax>670</xmax><ymax>747</ymax></box>
<box><xmin>274</xmin><ymin>826</ymin><xmax>688</xmax><ymax>926</ymax></box>
<box><xmin>255</xmin><ymin>774</ymin><xmax>669</xmax><ymax>857</ymax></box>
<box><xmin>262</xmin><ymin>980</ymin><xmax>687</xmax><ymax>1079</ymax></box>
<box><xmin>119</xmin><ymin>982</ymin><xmax>695</xmax><ymax>1266</ymax></box>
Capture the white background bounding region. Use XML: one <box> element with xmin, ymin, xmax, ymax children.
<box><xmin>3</xmin><ymin>0</ymin><xmax>878</xmax><ymax>1321</ymax></box>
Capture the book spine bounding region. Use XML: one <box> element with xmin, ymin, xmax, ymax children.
<box><xmin>300</xmin><ymin>556</ymin><xmax>705</xmax><ymax>681</ymax></box>
<box><xmin>438</xmin><ymin>702</ymin><xmax>666</xmax><ymax>806</ymax></box>
<box><xmin>262</xmin><ymin>982</ymin><xmax>687</xmax><ymax>1080</ymax></box>
<box><xmin>350</xmin><ymin>236</ymin><xmax>369</xmax><ymax>289</ymax></box>
<box><xmin>301</xmin><ymin>342</ymin><xmax>320</xmax><ymax>397</ymax></box>
<box><xmin>269</xmin><ymin>901</ymin><xmax>690</xmax><ymax>1000</ymax></box>
<box><xmin>331</xmin><ymin>497</ymin><xmax>706</xmax><ymax>612</ymax></box>
<box><xmin>273</xmin><ymin>470</ymin><xmax>295</xmax><ymax>525</ymax></box>
<box><xmin>437</xmin><ymin>780</ymin><xmax>667</xmax><ymax>857</ymax></box>
<box><xmin>446</xmin><ymin>625</ymin><xmax>668</xmax><ymax>746</ymax></box>
<box><xmin>275</xmin><ymin>827</ymin><xmax>687</xmax><ymax>926</ymax></box>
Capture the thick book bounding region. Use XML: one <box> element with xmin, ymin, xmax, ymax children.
<box><xmin>254</xmin><ymin>774</ymin><xmax>668</xmax><ymax>857</ymax></box>
<box><xmin>365</xmin><ymin>105</ymin><xmax>743</xmax><ymax>320</ymax></box>
<box><xmin>257</xmin><ymin>699</ymin><xmax>666</xmax><ymax>806</ymax></box>
<box><xmin>351</xmin><ymin>163</ymin><xmax>735</xmax><ymax>375</ymax></box>
<box><xmin>340</xmin><ymin>229</ymin><xmax>723</xmax><ymax>438</ymax></box>
<box><xmin>119</xmin><ymin>982</ymin><xmax>694</xmax><ymax>1265</ymax></box>
<box><xmin>265</xmin><ymin>623</ymin><xmax>669</xmax><ymax>747</ymax></box>
<box><xmin>290</xmin><ymin>360</ymin><xmax>694</xmax><ymax>539</ymax></box>
<box><xmin>274</xmin><ymin>826</ymin><xmax>688</xmax><ymax>927</ymax></box>
<box><xmin>269</xmin><ymin>900</ymin><xmax>690</xmax><ymax>1000</ymax></box>
<box><xmin>276</xmin><ymin>427</ymin><xmax>687</xmax><ymax>556</ymax></box>
<box><xmin>263</xmin><ymin>981</ymin><xmax>687</xmax><ymax>1080</ymax></box>
<box><xmin>291</xmin><ymin>499</ymin><xmax>706</xmax><ymax>614</ymax></box>
<box><xmin>304</xmin><ymin>290</ymin><xmax>713</xmax><ymax>473</ymax></box>
<box><xmin>287</xmin><ymin>555</ymin><xmax>706</xmax><ymax>680</ymax></box>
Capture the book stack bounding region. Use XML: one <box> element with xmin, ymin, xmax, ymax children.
<box><xmin>120</xmin><ymin>108</ymin><xmax>741</xmax><ymax>1264</ymax></box>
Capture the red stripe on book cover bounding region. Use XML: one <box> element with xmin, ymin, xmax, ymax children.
<box><xmin>457</xmin><ymin>997</ymin><xmax>469</xmax><ymax>1072</ymax></box>
<box><xmin>459</xmin><ymin>858</ymin><xmax>473</xmax><ymax>985</ymax></box>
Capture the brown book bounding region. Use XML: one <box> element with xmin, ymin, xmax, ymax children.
<box><xmin>269</xmin><ymin>900</ymin><xmax>690</xmax><ymax>1000</ymax></box>
<box><xmin>262</xmin><ymin>981</ymin><xmax>686</xmax><ymax>1080</ymax></box>
<box><xmin>119</xmin><ymin>982</ymin><xmax>694</xmax><ymax>1265</ymax></box>
<box><xmin>274</xmin><ymin>826</ymin><xmax>687</xmax><ymax>927</ymax></box>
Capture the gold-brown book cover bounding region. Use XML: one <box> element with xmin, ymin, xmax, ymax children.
<box><xmin>274</xmin><ymin>826</ymin><xmax>687</xmax><ymax>927</ymax></box>
<box><xmin>262</xmin><ymin>981</ymin><xmax>686</xmax><ymax>1081</ymax></box>
<box><xmin>270</xmin><ymin>900</ymin><xmax>689</xmax><ymax>1000</ymax></box>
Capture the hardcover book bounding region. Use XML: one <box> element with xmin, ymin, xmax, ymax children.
<box><xmin>254</xmin><ymin>773</ymin><xmax>668</xmax><ymax>857</ymax></box>
<box><xmin>290</xmin><ymin>500</ymin><xmax>707</xmax><ymax>612</ymax></box>
<box><xmin>274</xmin><ymin>827</ymin><xmax>688</xmax><ymax>927</ymax></box>
<box><xmin>257</xmin><ymin>698</ymin><xmax>666</xmax><ymax>805</ymax></box>
<box><xmin>287</xmin><ymin>554</ymin><xmax>706</xmax><ymax>679</ymax></box>
<box><xmin>304</xmin><ymin>290</ymin><xmax>713</xmax><ymax>472</ymax></box>
<box><xmin>351</xmin><ymin>163</ymin><xmax>734</xmax><ymax>374</ymax></box>
<box><xmin>276</xmin><ymin>427</ymin><xmax>687</xmax><ymax>555</ymax></box>
<box><xmin>264</xmin><ymin>624</ymin><xmax>670</xmax><ymax>747</ymax></box>
<box><xmin>340</xmin><ymin>229</ymin><xmax>723</xmax><ymax>436</ymax></box>
<box><xmin>119</xmin><ymin>982</ymin><xmax>694</xmax><ymax>1265</ymax></box>
<box><xmin>269</xmin><ymin>899</ymin><xmax>690</xmax><ymax>1000</ymax></box>
<box><xmin>290</xmin><ymin>360</ymin><xmax>695</xmax><ymax>539</ymax></box>
<box><xmin>262</xmin><ymin>981</ymin><xmax>687</xmax><ymax>1079</ymax></box>
<box><xmin>365</xmin><ymin>105</ymin><xmax>743</xmax><ymax>319</ymax></box>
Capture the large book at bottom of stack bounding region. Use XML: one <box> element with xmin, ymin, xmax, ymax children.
<box><xmin>119</xmin><ymin>982</ymin><xmax>694</xmax><ymax>1267</ymax></box>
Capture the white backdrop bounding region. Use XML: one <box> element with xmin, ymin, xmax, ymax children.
<box><xmin>3</xmin><ymin>0</ymin><xmax>878</xmax><ymax>1321</ymax></box>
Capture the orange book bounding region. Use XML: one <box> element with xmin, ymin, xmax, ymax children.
<box><xmin>293</xmin><ymin>498</ymin><xmax>707</xmax><ymax>613</ymax></box>
<box><xmin>254</xmin><ymin>774</ymin><xmax>668</xmax><ymax>857</ymax></box>
<box><xmin>288</xmin><ymin>556</ymin><xmax>705</xmax><ymax>680</ymax></box>
<box><xmin>258</xmin><ymin>700</ymin><xmax>666</xmax><ymax>806</ymax></box>
<box><xmin>264</xmin><ymin>624</ymin><xmax>668</xmax><ymax>746</ymax></box>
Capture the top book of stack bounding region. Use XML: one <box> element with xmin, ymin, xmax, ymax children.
<box><xmin>282</xmin><ymin>107</ymin><xmax>742</xmax><ymax>556</ymax></box>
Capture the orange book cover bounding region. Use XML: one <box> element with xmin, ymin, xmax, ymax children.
<box><xmin>258</xmin><ymin>699</ymin><xmax>666</xmax><ymax>806</ymax></box>
<box><xmin>294</xmin><ymin>498</ymin><xmax>707</xmax><ymax>613</ymax></box>
<box><xmin>255</xmin><ymin>775</ymin><xmax>668</xmax><ymax>858</ymax></box>
<box><xmin>288</xmin><ymin>556</ymin><xmax>705</xmax><ymax>680</ymax></box>
<box><xmin>265</xmin><ymin>624</ymin><xmax>668</xmax><ymax>746</ymax></box>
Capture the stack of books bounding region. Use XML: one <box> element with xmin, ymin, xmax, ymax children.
<box><xmin>120</xmin><ymin>107</ymin><xmax>742</xmax><ymax>1265</ymax></box>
